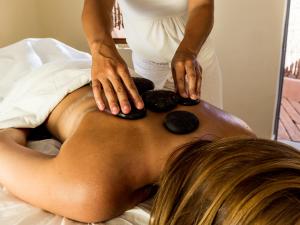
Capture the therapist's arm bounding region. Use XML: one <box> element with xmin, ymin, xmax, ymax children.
<box><xmin>172</xmin><ymin>0</ymin><xmax>214</xmax><ymax>100</ymax></box>
<box><xmin>82</xmin><ymin>0</ymin><xmax>144</xmax><ymax>115</ymax></box>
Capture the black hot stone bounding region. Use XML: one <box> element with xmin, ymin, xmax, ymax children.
<box><xmin>116</xmin><ymin>107</ymin><xmax>147</xmax><ymax>120</ymax></box>
<box><xmin>132</xmin><ymin>77</ymin><xmax>155</xmax><ymax>94</ymax></box>
<box><xmin>164</xmin><ymin>110</ymin><xmax>199</xmax><ymax>134</ymax></box>
<box><xmin>142</xmin><ymin>90</ymin><xmax>178</xmax><ymax>112</ymax></box>
<box><xmin>176</xmin><ymin>94</ymin><xmax>200</xmax><ymax>106</ymax></box>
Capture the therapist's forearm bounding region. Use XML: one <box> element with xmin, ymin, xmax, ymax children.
<box><xmin>82</xmin><ymin>0</ymin><xmax>116</xmax><ymax>54</ymax></box>
<box><xmin>178</xmin><ymin>2</ymin><xmax>214</xmax><ymax>55</ymax></box>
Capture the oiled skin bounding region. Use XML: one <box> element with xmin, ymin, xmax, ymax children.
<box><xmin>0</xmin><ymin>85</ymin><xmax>254</xmax><ymax>222</ymax></box>
<box><xmin>46</xmin><ymin>84</ymin><xmax>254</xmax><ymax>189</ymax></box>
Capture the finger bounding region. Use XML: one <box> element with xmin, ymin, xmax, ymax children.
<box><xmin>118</xmin><ymin>68</ymin><xmax>144</xmax><ymax>110</ymax></box>
<box><xmin>171</xmin><ymin>67</ymin><xmax>178</xmax><ymax>91</ymax></box>
<box><xmin>101</xmin><ymin>79</ymin><xmax>120</xmax><ymax>115</ymax></box>
<box><xmin>196</xmin><ymin>65</ymin><xmax>202</xmax><ymax>99</ymax></box>
<box><xmin>91</xmin><ymin>80</ymin><xmax>105</xmax><ymax>111</ymax></box>
<box><xmin>109</xmin><ymin>75</ymin><xmax>131</xmax><ymax>114</ymax></box>
<box><xmin>185</xmin><ymin>61</ymin><xmax>198</xmax><ymax>100</ymax></box>
<box><xmin>173</xmin><ymin>62</ymin><xmax>188</xmax><ymax>98</ymax></box>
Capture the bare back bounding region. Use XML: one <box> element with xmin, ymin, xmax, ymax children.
<box><xmin>45</xmin><ymin>85</ymin><xmax>254</xmax><ymax>190</ymax></box>
<box><xmin>0</xmin><ymin>85</ymin><xmax>255</xmax><ymax>221</ymax></box>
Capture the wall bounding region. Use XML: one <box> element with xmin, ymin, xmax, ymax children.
<box><xmin>0</xmin><ymin>0</ymin><xmax>41</xmax><ymax>47</ymax></box>
<box><xmin>36</xmin><ymin>0</ymin><xmax>89</xmax><ymax>52</ymax></box>
<box><xmin>212</xmin><ymin>0</ymin><xmax>287</xmax><ymax>138</ymax></box>
<box><xmin>0</xmin><ymin>0</ymin><xmax>287</xmax><ymax>138</ymax></box>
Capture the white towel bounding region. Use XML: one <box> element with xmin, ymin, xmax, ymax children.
<box><xmin>0</xmin><ymin>38</ymin><xmax>92</xmax><ymax>129</ymax></box>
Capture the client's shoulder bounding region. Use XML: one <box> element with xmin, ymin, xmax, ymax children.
<box><xmin>185</xmin><ymin>100</ymin><xmax>255</xmax><ymax>139</ymax></box>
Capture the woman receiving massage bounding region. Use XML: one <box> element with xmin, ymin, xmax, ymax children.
<box><xmin>1</xmin><ymin>74</ymin><xmax>300</xmax><ymax>224</ymax></box>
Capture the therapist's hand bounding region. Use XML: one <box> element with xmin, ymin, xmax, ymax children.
<box><xmin>90</xmin><ymin>42</ymin><xmax>144</xmax><ymax>115</ymax></box>
<box><xmin>171</xmin><ymin>50</ymin><xmax>202</xmax><ymax>100</ymax></box>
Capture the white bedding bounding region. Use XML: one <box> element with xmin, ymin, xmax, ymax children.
<box><xmin>0</xmin><ymin>38</ymin><xmax>172</xmax><ymax>129</ymax></box>
<box><xmin>0</xmin><ymin>139</ymin><xmax>152</xmax><ymax>225</ymax></box>
<box><xmin>0</xmin><ymin>38</ymin><xmax>92</xmax><ymax>129</ymax></box>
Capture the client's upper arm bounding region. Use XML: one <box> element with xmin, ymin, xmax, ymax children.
<box><xmin>0</xmin><ymin>128</ymin><xmax>29</xmax><ymax>146</ymax></box>
<box><xmin>93</xmin><ymin>184</ymin><xmax>154</xmax><ymax>222</ymax></box>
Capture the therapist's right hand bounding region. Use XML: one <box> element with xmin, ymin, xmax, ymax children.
<box><xmin>90</xmin><ymin>41</ymin><xmax>144</xmax><ymax>115</ymax></box>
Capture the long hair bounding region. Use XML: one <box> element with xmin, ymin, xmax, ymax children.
<box><xmin>150</xmin><ymin>137</ymin><xmax>300</xmax><ymax>225</ymax></box>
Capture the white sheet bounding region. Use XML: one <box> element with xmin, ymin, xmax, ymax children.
<box><xmin>0</xmin><ymin>38</ymin><xmax>92</xmax><ymax>129</ymax></box>
<box><xmin>0</xmin><ymin>38</ymin><xmax>169</xmax><ymax>129</ymax></box>
<box><xmin>0</xmin><ymin>139</ymin><xmax>152</xmax><ymax>225</ymax></box>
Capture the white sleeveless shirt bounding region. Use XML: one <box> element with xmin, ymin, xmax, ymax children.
<box><xmin>117</xmin><ymin>1</ymin><xmax>223</xmax><ymax>108</ymax></box>
<box><xmin>118</xmin><ymin>0</ymin><xmax>189</xmax><ymax>62</ymax></box>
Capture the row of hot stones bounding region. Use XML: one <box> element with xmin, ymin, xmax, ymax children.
<box><xmin>102</xmin><ymin>77</ymin><xmax>200</xmax><ymax>135</ymax></box>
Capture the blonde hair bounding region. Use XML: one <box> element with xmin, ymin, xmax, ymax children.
<box><xmin>150</xmin><ymin>137</ymin><xmax>300</xmax><ymax>225</ymax></box>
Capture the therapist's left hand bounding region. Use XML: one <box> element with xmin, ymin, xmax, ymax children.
<box><xmin>171</xmin><ymin>50</ymin><xmax>202</xmax><ymax>100</ymax></box>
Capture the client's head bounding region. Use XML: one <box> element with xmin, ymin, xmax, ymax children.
<box><xmin>150</xmin><ymin>137</ymin><xmax>300</xmax><ymax>225</ymax></box>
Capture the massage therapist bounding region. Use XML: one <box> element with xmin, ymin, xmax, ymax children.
<box><xmin>82</xmin><ymin>0</ymin><xmax>222</xmax><ymax>115</ymax></box>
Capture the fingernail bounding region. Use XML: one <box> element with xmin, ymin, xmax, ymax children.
<box><xmin>123</xmin><ymin>104</ymin><xmax>131</xmax><ymax>114</ymax></box>
<box><xmin>97</xmin><ymin>101</ymin><xmax>105</xmax><ymax>110</ymax></box>
<box><xmin>112</xmin><ymin>106</ymin><xmax>119</xmax><ymax>115</ymax></box>
<box><xmin>182</xmin><ymin>93</ymin><xmax>188</xmax><ymax>98</ymax></box>
<box><xmin>191</xmin><ymin>94</ymin><xmax>198</xmax><ymax>100</ymax></box>
<box><xmin>137</xmin><ymin>101</ymin><xmax>144</xmax><ymax>109</ymax></box>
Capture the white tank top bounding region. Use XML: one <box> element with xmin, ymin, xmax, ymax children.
<box><xmin>118</xmin><ymin>0</ymin><xmax>187</xmax><ymax>18</ymax></box>
<box><xmin>118</xmin><ymin>0</ymin><xmax>189</xmax><ymax>62</ymax></box>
